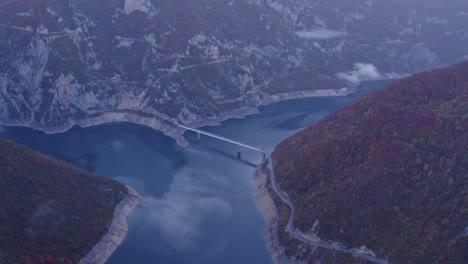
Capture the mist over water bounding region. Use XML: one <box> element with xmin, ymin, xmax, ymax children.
<box><xmin>4</xmin><ymin>81</ymin><xmax>391</xmax><ymax>264</ymax></box>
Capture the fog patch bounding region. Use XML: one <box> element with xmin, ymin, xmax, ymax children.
<box><xmin>295</xmin><ymin>28</ymin><xmax>347</xmax><ymax>40</ymax></box>
<box><xmin>111</xmin><ymin>140</ymin><xmax>126</xmax><ymax>151</ymax></box>
<box><xmin>130</xmin><ymin>168</ymin><xmax>232</xmax><ymax>252</ymax></box>
<box><xmin>336</xmin><ymin>63</ymin><xmax>382</xmax><ymax>84</ymax></box>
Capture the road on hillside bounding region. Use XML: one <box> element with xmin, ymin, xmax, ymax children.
<box><xmin>266</xmin><ymin>155</ymin><xmax>389</xmax><ymax>264</ymax></box>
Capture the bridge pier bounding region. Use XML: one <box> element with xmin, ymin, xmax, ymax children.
<box><xmin>237</xmin><ymin>146</ymin><xmax>242</xmax><ymax>160</ymax></box>
<box><xmin>197</xmin><ymin>132</ymin><xmax>201</xmax><ymax>141</ymax></box>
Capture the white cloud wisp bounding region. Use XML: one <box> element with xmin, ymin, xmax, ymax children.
<box><xmin>129</xmin><ymin>168</ymin><xmax>232</xmax><ymax>252</ymax></box>
<box><xmin>336</xmin><ymin>63</ymin><xmax>382</xmax><ymax>84</ymax></box>
<box><xmin>295</xmin><ymin>28</ymin><xmax>347</xmax><ymax>40</ymax></box>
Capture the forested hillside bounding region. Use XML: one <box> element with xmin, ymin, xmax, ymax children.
<box><xmin>0</xmin><ymin>139</ymin><xmax>128</xmax><ymax>264</ymax></box>
<box><xmin>272</xmin><ymin>61</ymin><xmax>468</xmax><ymax>263</ymax></box>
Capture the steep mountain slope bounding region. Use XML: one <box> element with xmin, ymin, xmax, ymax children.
<box><xmin>0</xmin><ymin>0</ymin><xmax>468</xmax><ymax>141</ymax></box>
<box><xmin>0</xmin><ymin>138</ymin><xmax>129</xmax><ymax>264</ymax></box>
<box><xmin>271</xmin><ymin>61</ymin><xmax>468</xmax><ymax>262</ymax></box>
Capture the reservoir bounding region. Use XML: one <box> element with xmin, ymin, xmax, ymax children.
<box><xmin>3</xmin><ymin>80</ymin><xmax>391</xmax><ymax>264</ymax></box>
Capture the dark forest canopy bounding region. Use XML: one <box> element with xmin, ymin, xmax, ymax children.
<box><xmin>273</xmin><ymin>61</ymin><xmax>468</xmax><ymax>263</ymax></box>
<box><xmin>0</xmin><ymin>138</ymin><xmax>128</xmax><ymax>264</ymax></box>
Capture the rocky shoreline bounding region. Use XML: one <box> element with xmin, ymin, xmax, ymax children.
<box><xmin>254</xmin><ymin>159</ymin><xmax>388</xmax><ymax>264</ymax></box>
<box><xmin>0</xmin><ymin>112</ymin><xmax>190</xmax><ymax>146</ymax></box>
<box><xmin>184</xmin><ymin>87</ymin><xmax>354</xmax><ymax>129</ymax></box>
<box><xmin>253</xmin><ymin>159</ymin><xmax>303</xmax><ymax>264</ymax></box>
<box><xmin>78</xmin><ymin>187</ymin><xmax>140</xmax><ymax>264</ymax></box>
<box><xmin>0</xmin><ymin>88</ymin><xmax>354</xmax><ymax>147</ymax></box>
<box><xmin>0</xmin><ymin>87</ymin><xmax>351</xmax><ymax>263</ymax></box>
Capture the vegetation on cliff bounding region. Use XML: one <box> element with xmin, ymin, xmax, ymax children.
<box><xmin>0</xmin><ymin>139</ymin><xmax>128</xmax><ymax>264</ymax></box>
<box><xmin>272</xmin><ymin>61</ymin><xmax>468</xmax><ymax>263</ymax></box>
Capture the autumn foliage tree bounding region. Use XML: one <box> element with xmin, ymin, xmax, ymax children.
<box><xmin>272</xmin><ymin>61</ymin><xmax>468</xmax><ymax>263</ymax></box>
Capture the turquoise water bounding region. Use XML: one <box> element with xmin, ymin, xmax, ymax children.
<box><xmin>2</xmin><ymin>80</ymin><xmax>392</xmax><ymax>264</ymax></box>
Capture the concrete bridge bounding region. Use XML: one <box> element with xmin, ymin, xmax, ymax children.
<box><xmin>178</xmin><ymin>125</ymin><xmax>265</xmax><ymax>159</ymax></box>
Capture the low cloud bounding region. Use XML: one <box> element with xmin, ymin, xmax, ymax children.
<box><xmin>138</xmin><ymin>195</ymin><xmax>231</xmax><ymax>251</ymax></box>
<box><xmin>295</xmin><ymin>28</ymin><xmax>347</xmax><ymax>40</ymax></box>
<box><xmin>336</xmin><ymin>63</ymin><xmax>382</xmax><ymax>84</ymax></box>
<box><xmin>130</xmin><ymin>168</ymin><xmax>232</xmax><ymax>252</ymax></box>
<box><xmin>111</xmin><ymin>140</ymin><xmax>126</xmax><ymax>151</ymax></box>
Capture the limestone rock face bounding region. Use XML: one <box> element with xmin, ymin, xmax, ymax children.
<box><xmin>1</xmin><ymin>0</ymin><xmax>467</xmax><ymax>135</ymax></box>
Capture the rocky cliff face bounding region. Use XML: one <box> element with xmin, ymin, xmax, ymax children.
<box><xmin>0</xmin><ymin>0</ymin><xmax>467</xmax><ymax>138</ymax></box>
<box><xmin>271</xmin><ymin>60</ymin><xmax>468</xmax><ymax>263</ymax></box>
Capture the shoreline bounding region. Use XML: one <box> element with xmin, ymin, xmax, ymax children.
<box><xmin>78</xmin><ymin>187</ymin><xmax>141</xmax><ymax>264</ymax></box>
<box><xmin>0</xmin><ymin>87</ymin><xmax>351</xmax><ymax>262</ymax></box>
<box><xmin>254</xmin><ymin>158</ymin><xmax>387</xmax><ymax>264</ymax></box>
<box><xmin>184</xmin><ymin>87</ymin><xmax>354</xmax><ymax>129</ymax></box>
<box><xmin>0</xmin><ymin>87</ymin><xmax>354</xmax><ymax>147</ymax></box>
<box><xmin>253</xmin><ymin>160</ymin><xmax>303</xmax><ymax>264</ymax></box>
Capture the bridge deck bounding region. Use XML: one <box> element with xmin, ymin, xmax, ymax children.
<box><xmin>178</xmin><ymin>125</ymin><xmax>264</xmax><ymax>153</ymax></box>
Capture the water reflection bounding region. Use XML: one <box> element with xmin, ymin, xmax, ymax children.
<box><xmin>3</xmin><ymin>80</ymin><xmax>393</xmax><ymax>264</ymax></box>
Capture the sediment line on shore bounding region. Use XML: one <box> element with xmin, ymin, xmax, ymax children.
<box><xmin>253</xmin><ymin>160</ymin><xmax>303</xmax><ymax>264</ymax></box>
<box><xmin>78</xmin><ymin>187</ymin><xmax>140</xmax><ymax>264</ymax></box>
<box><xmin>0</xmin><ymin>88</ymin><xmax>353</xmax><ymax>147</ymax></box>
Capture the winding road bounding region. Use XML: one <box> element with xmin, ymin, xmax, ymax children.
<box><xmin>266</xmin><ymin>154</ymin><xmax>389</xmax><ymax>264</ymax></box>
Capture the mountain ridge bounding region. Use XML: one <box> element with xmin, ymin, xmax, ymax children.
<box><xmin>1</xmin><ymin>0</ymin><xmax>468</xmax><ymax>142</ymax></box>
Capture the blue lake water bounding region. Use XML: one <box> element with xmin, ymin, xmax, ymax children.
<box><xmin>2</xmin><ymin>80</ymin><xmax>391</xmax><ymax>264</ymax></box>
